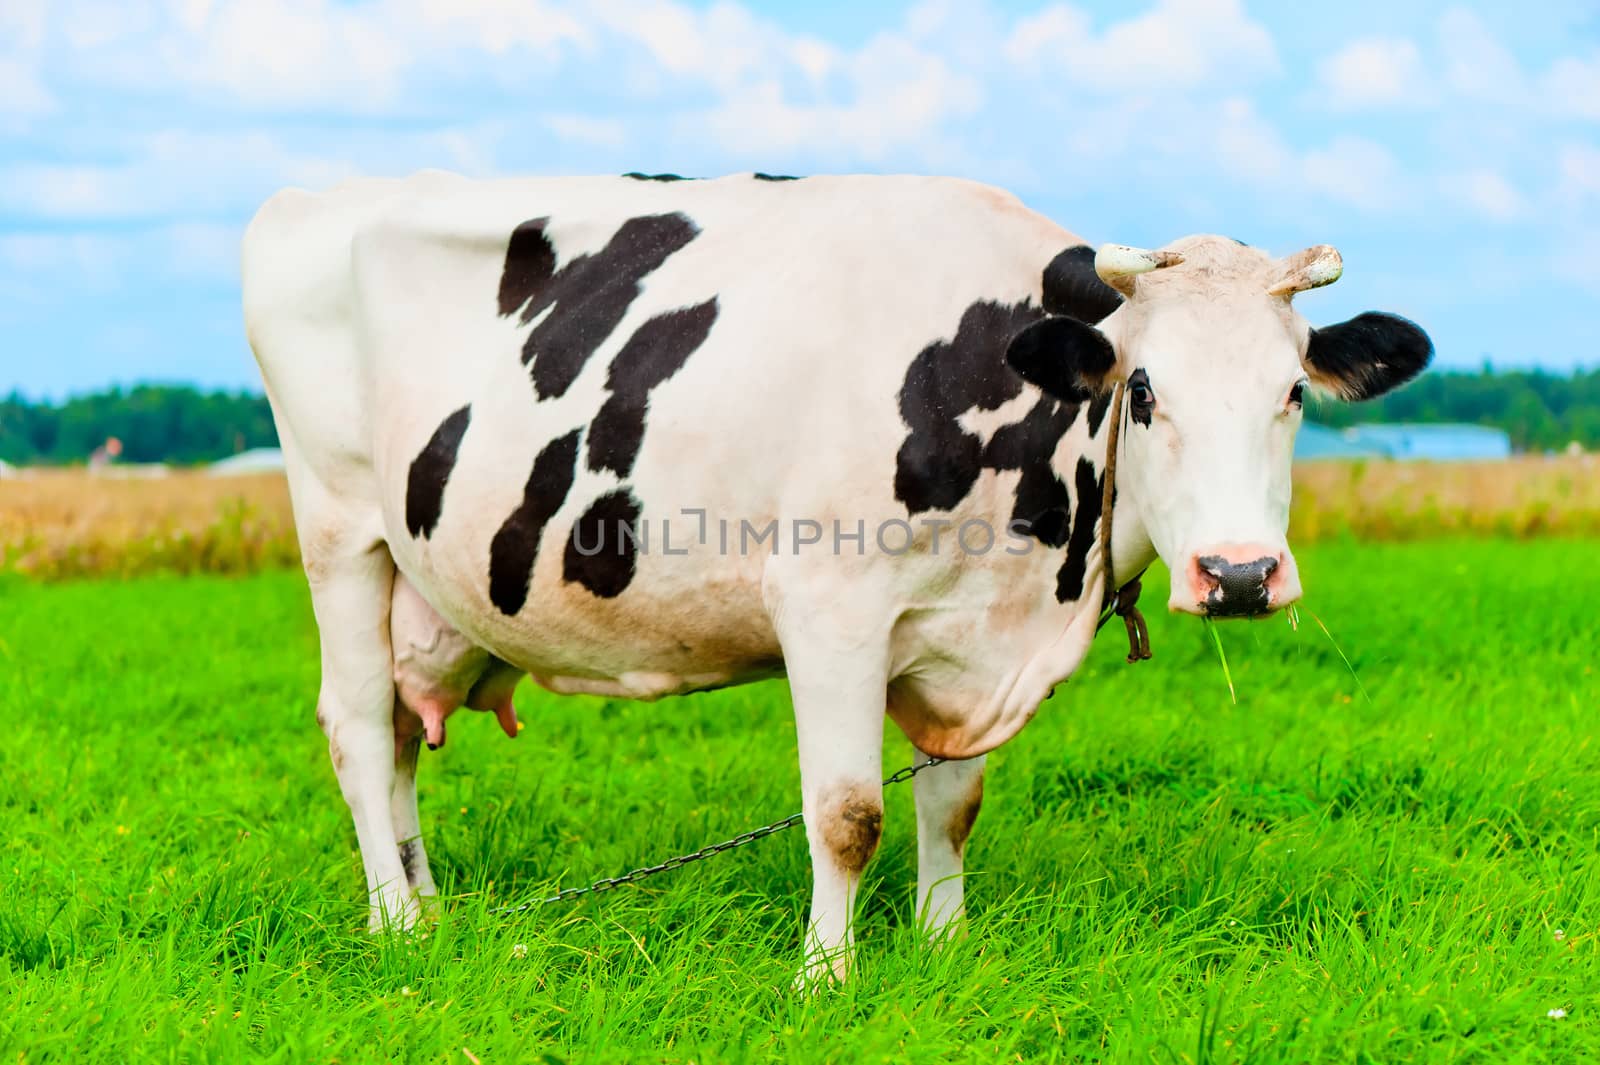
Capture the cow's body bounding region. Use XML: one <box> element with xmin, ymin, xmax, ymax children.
<box><xmin>243</xmin><ymin>171</ymin><xmax>1429</xmax><ymax>982</ymax></box>
<box><xmin>248</xmin><ymin>173</ymin><xmax>1113</xmax><ymax>736</ymax></box>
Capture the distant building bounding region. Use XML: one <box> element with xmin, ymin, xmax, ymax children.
<box><xmin>207</xmin><ymin>447</ymin><xmax>286</xmax><ymax>476</ymax></box>
<box><xmin>1295</xmin><ymin>423</ymin><xmax>1378</xmax><ymax>460</ymax></box>
<box><xmin>1296</xmin><ymin>422</ymin><xmax>1512</xmax><ymax>461</ymax></box>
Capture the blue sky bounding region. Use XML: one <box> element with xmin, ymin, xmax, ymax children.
<box><xmin>1</xmin><ymin>0</ymin><xmax>1596</xmax><ymax>398</ymax></box>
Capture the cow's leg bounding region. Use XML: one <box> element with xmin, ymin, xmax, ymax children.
<box><xmin>307</xmin><ymin>535</ymin><xmax>417</xmax><ymax>931</ymax></box>
<box><xmin>911</xmin><ymin>750</ymin><xmax>985</xmax><ymax>940</ymax></box>
<box><xmin>389</xmin><ymin>709</ymin><xmax>439</xmax><ymax>900</ymax></box>
<box><xmin>782</xmin><ymin>629</ymin><xmax>889</xmax><ymax>986</ymax></box>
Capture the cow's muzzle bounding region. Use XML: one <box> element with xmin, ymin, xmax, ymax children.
<box><xmin>1173</xmin><ymin>545</ymin><xmax>1300</xmax><ymax>618</ymax></box>
<box><xmin>1197</xmin><ymin>555</ymin><xmax>1278</xmax><ymax>616</ymax></box>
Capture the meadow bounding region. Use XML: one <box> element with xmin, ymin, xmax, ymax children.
<box><xmin>5</xmin><ymin>457</ymin><xmax>1600</xmax><ymax>578</ymax></box>
<box><xmin>2</xmin><ymin>538</ymin><xmax>1597</xmax><ymax>1063</ymax></box>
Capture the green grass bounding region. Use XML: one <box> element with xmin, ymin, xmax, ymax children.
<box><xmin>2</xmin><ymin>540</ymin><xmax>1598</xmax><ymax>1063</ymax></box>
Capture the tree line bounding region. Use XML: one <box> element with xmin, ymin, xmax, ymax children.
<box><xmin>0</xmin><ymin>385</ymin><xmax>279</xmax><ymax>466</ymax></box>
<box><xmin>2</xmin><ymin>369</ymin><xmax>1598</xmax><ymax>466</ymax></box>
<box><xmin>1307</xmin><ymin>366</ymin><xmax>1600</xmax><ymax>452</ymax></box>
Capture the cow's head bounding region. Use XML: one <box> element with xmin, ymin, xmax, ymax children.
<box><xmin>1006</xmin><ymin>236</ymin><xmax>1431</xmax><ymax>617</ymax></box>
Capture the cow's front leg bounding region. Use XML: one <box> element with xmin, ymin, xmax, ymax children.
<box><xmin>912</xmin><ymin>750</ymin><xmax>985</xmax><ymax>940</ymax></box>
<box><xmin>783</xmin><ymin>630</ymin><xmax>889</xmax><ymax>987</ymax></box>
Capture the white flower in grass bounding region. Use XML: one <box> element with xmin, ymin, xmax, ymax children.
<box><xmin>512</xmin><ymin>943</ymin><xmax>529</xmax><ymax>959</ymax></box>
<box><xmin>1554</xmin><ymin>929</ymin><xmax>1567</xmax><ymax>942</ymax></box>
<box><xmin>1548</xmin><ymin>1007</ymin><xmax>1568</xmax><ymax>1020</ymax></box>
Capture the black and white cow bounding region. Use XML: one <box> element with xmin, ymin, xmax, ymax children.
<box><xmin>242</xmin><ymin>171</ymin><xmax>1430</xmax><ymax>982</ymax></box>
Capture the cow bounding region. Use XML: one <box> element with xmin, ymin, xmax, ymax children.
<box><xmin>241</xmin><ymin>171</ymin><xmax>1431</xmax><ymax>984</ymax></box>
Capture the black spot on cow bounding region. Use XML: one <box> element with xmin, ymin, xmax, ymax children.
<box><xmin>496</xmin><ymin>213</ymin><xmax>702</xmax><ymax>400</ymax></box>
<box><xmin>1084</xmin><ymin>390</ymin><xmax>1113</xmax><ymax>436</ymax></box>
<box><xmin>488</xmin><ymin>430</ymin><xmax>581</xmax><ymax>616</ymax></box>
<box><xmin>1055</xmin><ymin>457</ymin><xmax>1103</xmax><ymax>603</ymax></box>
<box><xmin>587</xmin><ymin>298</ymin><xmax>719</xmax><ymax>477</ymax></box>
<box><xmin>496</xmin><ymin>220</ymin><xmax>557</xmax><ymax>318</ymax></box>
<box><xmin>405</xmin><ymin>404</ymin><xmax>471</xmax><ymax>539</ymax></box>
<box><xmin>894</xmin><ymin>300</ymin><xmax>1048</xmax><ymax>515</ymax></box>
<box><xmin>1041</xmin><ymin>245</ymin><xmax>1123</xmax><ymax>325</ymax></box>
<box><xmin>563</xmin><ymin>488</ymin><xmax>642</xmax><ymax>598</ymax></box>
<box><xmin>983</xmin><ymin>397</ymin><xmax>1076</xmax><ymax>547</ymax></box>
<box><xmin>752</xmin><ymin>172</ymin><xmax>801</xmax><ymax>181</ymax></box>
<box><xmin>623</xmin><ymin>172</ymin><xmax>693</xmax><ymax>182</ymax></box>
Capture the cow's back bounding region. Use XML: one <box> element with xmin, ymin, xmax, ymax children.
<box><xmin>246</xmin><ymin>172</ymin><xmax>1080</xmax><ymax>692</ymax></box>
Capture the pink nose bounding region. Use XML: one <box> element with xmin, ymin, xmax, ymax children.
<box><xmin>1179</xmin><ymin>545</ymin><xmax>1301</xmax><ymax>617</ymax></box>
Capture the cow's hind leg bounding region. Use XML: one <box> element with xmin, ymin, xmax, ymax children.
<box><xmin>911</xmin><ymin>750</ymin><xmax>985</xmax><ymax>939</ymax></box>
<box><xmin>779</xmin><ymin>616</ymin><xmax>889</xmax><ymax>987</ymax></box>
<box><xmin>305</xmin><ymin>520</ymin><xmax>417</xmax><ymax>932</ymax></box>
<box><xmin>390</xmin><ymin>710</ymin><xmax>439</xmax><ymax>900</ymax></box>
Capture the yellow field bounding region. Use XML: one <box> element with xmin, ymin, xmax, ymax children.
<box><xmin>1289</xmin><ymin>455</ymin><xmax>1600</xmax><ymax>540</ymax></box>
<box><xmin>0</xmin><ymin>470</ymin><xmax>297</xmax><ymax>579</ymax></box>
<box><xmin>2</xmin><ymin>457</ymin><xmax>1597</xmax><ymax>578</ymax></box>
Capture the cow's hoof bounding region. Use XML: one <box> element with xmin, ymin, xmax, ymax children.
<box><xmin>366</xmin><ymin>893</ymin><xmax>424</xmax><ymax>934</ymax></box>
<box><xmin>919</xmin><ymin>914</ymin><xmax>969</xmax><ymax>946</ymax></box>
<box><xmin>792</xmin><ymin>950</ymin><xmax>852</xmax><ymax>992</ymax></box>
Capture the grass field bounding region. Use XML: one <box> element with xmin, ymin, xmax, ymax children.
<box><xmin>2</xmin><ymin>540</ymin><xmax>1598</xmax><ymax>1062</ymax></box>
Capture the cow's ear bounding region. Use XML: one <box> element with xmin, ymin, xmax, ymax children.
<box><xmin>1305</xmin><ymin>312</ymin><xmax>1432</xmax><ymax>401</ymax></box>
<box><xmin>1005</xmin><ymin>316</ymin><xmax>1117</xmax><ymax>402</ymax></box>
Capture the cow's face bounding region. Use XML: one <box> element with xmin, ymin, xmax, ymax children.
<box><xmin>1007</xmin><ymin>237</ymin><xmax>1431</xmax><ymax>617</ymax></box>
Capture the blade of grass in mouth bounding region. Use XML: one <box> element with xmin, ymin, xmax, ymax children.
<box><xmin>1204</xmin><ymin>618</ymin><xmax>1237</xmax><ymax>705</ymax></box>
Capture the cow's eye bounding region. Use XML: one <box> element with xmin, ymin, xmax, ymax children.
<box><xmin>1128</xmin><ymin>371</ymin><xmax>1154</xmax><ymax>408</ymax></box>
<box><xmin>1288</xmin><ymin>380</ymin><xmax>1307</xmax><ymax>409</ymax></box>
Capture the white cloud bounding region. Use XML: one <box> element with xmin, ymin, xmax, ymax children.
<box><xmin>1006</xmin><ymin>0</ymin><xmax>1278</xmax><ymax>92</ymax></box>
<box><xmin>1300</xmin><ymin>136</ymin><xmax>1402</xmax><ymax>211</ymax></box>
<box><xmin>1317</xmin><ymin>37</ymin><xmax>1428</xmax><ymax>110</ymax></box>
<box><xmin>1211</xmin><ymin>97</ymin><xmax>1291</xmax><ymax>183</ymax></box>
<box><xmin>544</xmin><ymin>114</ymin><xmax>628</xmax><ymax>149</ymax></box>
<box><xmin>0</xmin><ymin>131</ymin><xmax>354</xmax><ymax>219</ymax></box>
<box><xmin>1438</xmin><ymin>8</ymin><xmax>1528</xmax><ymax>104</ymax></box>
<box><xmin>1443</xmin><ymin>170</ymin><xmax>1527</xmax><ymax>221</ymax></box>
<box><xmin>1542</xmin><ymin>54</ymin><xmax>1600</xmax><ymax>121</ymax></box>
<box><xmin>0</xmin><ymin>126</ymin><xmax>506</xmax><ymax>221</ymax></box>
<box><xmin>692</xmin><ymin>32</ymin><xmax>981</xmax><ymax>164</ymax></box>
<box><xmin>0</xmin><ymin>221</ymin><xmax>244</xmax><ymax>290</ymax></box>
<box><xmin>158</xmin><ymin>0</ymin><xmax>410</xmax><ymax>109</ymax></box>
<box><xmin>0</xmin><ymin>58</ymin><xmax>53</xmax><ymax>123</ymax></box>
<box><xmin>1559</xmin><ymin>143</ymin><xmax>1600</xmax><ymax>202</ymax></box>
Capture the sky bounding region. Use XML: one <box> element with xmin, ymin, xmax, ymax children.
<box><xmin>1</xmin><ymin>0</ymin><xmax>1597</xmax><ymax>399</ymax></box>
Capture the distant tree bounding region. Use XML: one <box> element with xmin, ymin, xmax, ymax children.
<box><xmin>1309</xmin><ymin>367</ymin><xmax>1600</xmax><ymax>452</ymax></box>
<box><xmin>3</xmin><ymin>370</ymin><xmax>1599</xmax><ymax>465</ymax></box>
<box><xmin>0</xmin><ymin>385</ymin><xmax>279</xmax><ymax>466</ymax></box>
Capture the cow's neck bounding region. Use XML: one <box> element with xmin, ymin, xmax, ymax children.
<box><xmin>985</xmin><ymin>398</ymin><xmax>1158</xmax><ymax>735</ymax></box>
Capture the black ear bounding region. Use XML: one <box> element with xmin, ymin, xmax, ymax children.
<box><xmin>1306</xmin><ymin>312</ymin><xmax>1433</xmax><ymax>401</ymax></box>
<box><xmin>1005</xmin><ymin>316</ymin><xmax>1117</xmax><ymax>402</ymax></box>
<box><xmin>1042</xmin><ymin>245</ymin><xmax>1124</xmax><ymax>324</ymax></box>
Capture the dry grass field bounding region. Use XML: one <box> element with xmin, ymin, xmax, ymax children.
<box><xmin>2</xmin><ymin>456</ymin><xmax>1597</xmax><ymax>577</ymax></box>
<box><xmin>0</xmin><ymin>469</ymin><xmax>297</xmax><ymax>578</ymax></box>
<box><xmin>1290</xmin><ymin>455</ymin><xmax>1600</xmax><ymax>541</ymax></box>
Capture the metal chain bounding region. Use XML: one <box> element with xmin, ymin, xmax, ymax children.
<box><xmin>490</xmin><ymin>756</ymin><xmax>945</xmax><ymax>916</ymax></box>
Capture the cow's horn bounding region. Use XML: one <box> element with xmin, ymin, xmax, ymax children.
<box><xmin>1268</xmin><ymin>244</ymin><xmax>1343</xmax><ymax>297</ymax></box>
<box><xmin>1095</xmin><ymin>244</ymin><xmax>1184</xmax><ymax>296</ymax></box>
